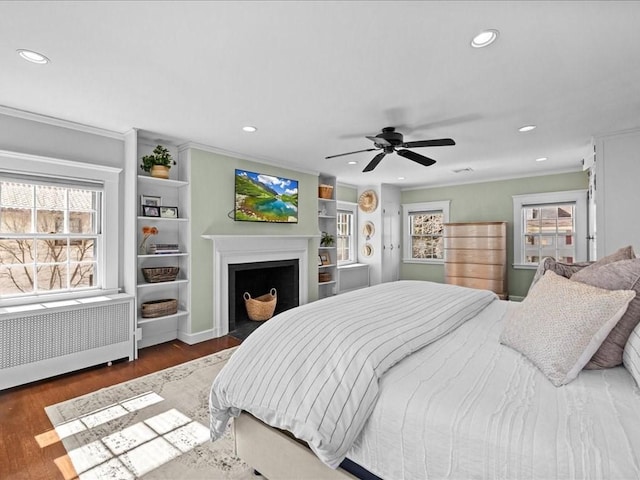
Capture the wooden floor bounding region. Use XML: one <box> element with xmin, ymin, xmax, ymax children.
<box><xmin>0</xmin><ymin>336</ymin><xmax>241</xmax><ymax>480</ymax></box>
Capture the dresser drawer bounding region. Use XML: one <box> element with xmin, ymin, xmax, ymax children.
<box><xmin>444</xmin><ymin>222</ymin><xmax>506</xmax><ymax>238</ymax></box>
<box><xmin>445</xmin><ymin>275</ymin><xmax>506</xmax><ymax>294</ymax></box>
<box><xmin>444</xmin><ymin>236</ymin><xmax>505</xmax><ymax>250</ymax></box>
<box><xmin>444</xmin><ymin>248</ymin><xmax>506</xmax><ymax>264</ymax></box>
<box><xmin>445</xmin><ymin>263</ymin><xmax>506</xmax><ymax>279</ymax></box>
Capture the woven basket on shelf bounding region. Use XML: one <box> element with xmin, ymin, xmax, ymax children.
<box><xmin>243</xmin><ymin>288</ymin><xmax>277</xmax><ymax>321</ymax></box>
<box><xmin>141</xmin><ymin>298</ymin><xmax>178</xmax><ymax>318</ymax></box>
<box><xmin>318</xmin><ymin>184</ymin><xmax>334</xmax><ymax>199</ymax></box>
<box><xmin>319</xmin><ymin>272</ymin><xmax>332</xmax><ymax>283</ymax></box>
<box><xmin>142</xmin><ymin>266</ymin><xmax>179</xmax><ymax>283</ymax></box>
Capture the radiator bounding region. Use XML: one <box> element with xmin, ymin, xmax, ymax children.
<box><xmin>0</xmin><ymin>294</ymin><xmax>134</xmax><ymax>390</ymax></box>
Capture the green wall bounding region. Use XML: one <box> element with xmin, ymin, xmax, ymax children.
<box><xmin>400</xmin><ymin>171</ymin><xmax>588</xmax><ymax>298</ymax></box>
<box><xmin>336</xmin><ymin>184</ymin><xmax>358</xmax><ymax>203</ymax></box>
<box><xmin>190</xmin><ymin>148</ymin><xmax>320</xmax><ymax>334</ymax></box>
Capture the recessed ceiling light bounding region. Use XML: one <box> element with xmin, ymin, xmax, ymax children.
<box><xmin>242</xmin><ymin>126</ymin><xmax>257</xmax><ymax>133</ymax></box>
<box><xmin>17</xmin><ymin>49</ymin><xmax>50</xmax><ymax>64</ymax></box>
<box><xmin>535</xmin><ymin>157</ymin><xmax>548</xmax><ymax>162</ymax></box>
<box><xmin>519</xmin><ymin>125</ymin><xmax>536</xmax><ymax>132</ymax></box>
<box><xmin>397</xmin><ymin>176</ymin><xmax>406</xmax><ymax>180</ymax></box>
<box><xmin>471</xmin><ymin>29</ymin><xmax>499</xmax><ymax>48</ymax></box>
<box><xmin>347</xmin><ymin>161</ymin><xmax>358</xmax><ymax>165</ymax></box>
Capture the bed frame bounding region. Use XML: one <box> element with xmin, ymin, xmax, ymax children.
<box><xmin>234</xmin><ymin>412</ymin><xmax>357</xmax><ymax>479</ymax></box>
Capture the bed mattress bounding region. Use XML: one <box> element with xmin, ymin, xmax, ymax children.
<box><xmin>346</xmin><ymin>300</ymin><xmax>640</xmax><ymax>480</ymax></box>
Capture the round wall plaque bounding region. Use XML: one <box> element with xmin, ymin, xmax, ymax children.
<box><xmin>358</xmin><ymin>190</ymin><xmax>378</xmax><ymax>213</ymax></box>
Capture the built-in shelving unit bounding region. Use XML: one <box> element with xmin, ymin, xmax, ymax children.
<box><xmin>318</xmin><ymin>174</ymin><xmax>337</xmax><ymax>298</ymax></box>
<box><xmin>125</xmin><ymin>131</ymin><xmax>191</xmax><ymax>350</ymax></box>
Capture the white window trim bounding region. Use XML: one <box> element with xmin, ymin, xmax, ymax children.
<box><xmin>512</xmin><ymin>189</ymin><xmax>587</xmax><ymax>269</ymax></box>
<box><xmin>337</xmin><ymin>201</ymin><xmax>357</xmax><ymax>266</ymax></box>
<box><xmin>0</xmin><ymin>149</ymin><xmax>121</xmax><ymax>307</ymax></box>
<box><xmin>402</xmin><ymin>200</ymin><xmax>450</xmax><ymax>264</ymax></box>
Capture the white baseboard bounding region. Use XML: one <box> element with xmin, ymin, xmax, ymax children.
<box><xmin>508</xmin><ymin>295</ymin><xmax>525</xmax><ymax>302</ymax></box>
<box><xmin>177</xmin><ymin>328</ymin><xmax>217</xmax><ymax>345</ymax></box>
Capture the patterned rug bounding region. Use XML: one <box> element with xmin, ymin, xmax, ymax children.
<box><xmin>44</xmin><ymin>347</ymin><xmax>254</xmax><ymax>479</ymax></box>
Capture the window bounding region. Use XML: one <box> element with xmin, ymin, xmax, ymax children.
<box><xmin>513</xmin><ymin>190</ymin><xmax>587</xmax><ymax>267</ymax></box>
<box><xmin>337</xmin><ymin>201</ymin><xmax>356</xmax><ymax>264</ymax></box>
<box><xmin>0</xmin><ymin>179</ymin><xmax>101</xmax><ymax>298</ymax></box>
<box><xmin>0</xmin><ymin>150</ymin><xmax>121</xmax><ymax>307</ymax></box>
<box><xmin>402</xmin><ymin>201</ymin><xmax>450</xmax><ymax>263</ymax></box>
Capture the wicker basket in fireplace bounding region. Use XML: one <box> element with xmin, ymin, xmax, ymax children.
<box><xmin>243</xmin><ymin>288</ymin><xmax>277</xmax><ymax>321</ymax></box>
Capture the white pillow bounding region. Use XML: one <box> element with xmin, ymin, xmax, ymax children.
<box><xmin>500</xmin><ymin>270</ymin><xmax>636</xmax><ymax>386</ymax></box>
<box><xmin>623</xmin><ymin>323</ymin><xmax>640</xmax><ymax>389</ymax></box>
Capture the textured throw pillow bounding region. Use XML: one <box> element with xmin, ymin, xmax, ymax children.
<box><xmin>500</xmin><ymin>270</ymin><xmax>636</xmax><ymax>386</ymax></box>
<box><xmin>571</xmin><ymin>258</ymin><xmax>640</xmax><ymax>369</ymax></box>
<box><xmin>623</xmin><ymin>323</ymin><xmax>640</xmax><ymax>389</ymax></box>
<box><xmin>527</xmin><ymin>245</ymin><xmax>636</xmax><ymax>294</ymax></box>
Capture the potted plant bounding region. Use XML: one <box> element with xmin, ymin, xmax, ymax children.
<box><xmin>140</xmin><ymin>145</ymin><xmax>176</xmax><ymax>179</ymax></box>
<box><xmin>320</xmin><ymin>231</ymin><xmax>335</xmax><ymax>247</ymax></box>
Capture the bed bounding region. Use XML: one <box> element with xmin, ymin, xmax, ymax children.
<box><xmin>210</xmin><ymin>275</ymin><xmax>640</xmax><ymax>480</ymax></box>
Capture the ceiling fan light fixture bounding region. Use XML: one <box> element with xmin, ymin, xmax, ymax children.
<box><xmin>471</xmin><ymin>29</ymin><xmax>499</xmax><ymax>48</ymax></box>
<box><xmin>519</xmin><ymin>125</ymin><xmax>536</xmax><ymax>132</ymax></box>
<box><xmin>535</xmin><ymin>157</ymin><xmax>548</xmax><ymax>162</ymax></box>
<box><xmin>17</xmin><ymin>49</ymin><xmax>50</xmax><ymax>64</ymax></box>
<box><xmin>242</xmin><ymin>126</ymin><xmax>257</xmax><ymax>133</ymax></box>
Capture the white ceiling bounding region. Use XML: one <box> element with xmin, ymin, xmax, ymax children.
<box><xmin>2</xmin><ymin>1</ymin><xmax>639</xmax><ymax>188</ymax></box>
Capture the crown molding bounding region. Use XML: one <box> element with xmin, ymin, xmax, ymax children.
<box><xmin>0</xmin><ymin>105</ymin><xmax>125</xmax><ymax>140</ymax></box>
<box><xmin>183</xmin><ymin>141</ymin><xmax>320</xmax><ymax>177</ymax></box>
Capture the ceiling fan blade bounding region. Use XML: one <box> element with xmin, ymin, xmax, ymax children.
<box><xmin>397</xmin><ymin>149</ymin><xmax>436</xmax><ymax>167</ymax></box>
<box><xmin>402</xmin><ymin>138</ymin><xmax>456</xmax><ymax>148</ymax></box>
<box><xmin>366</xmin><ymin>135</ymin><xmax>392</xmax><ymax>147</ymax></box>
<box><xmin>363</xmin><ymin>152</ymin><xmax>386</xmax><ymax>172</ymax></box>
<box><xmin>325</xmin><ymin>148</ymin><xmax>378</xmax><ymax>159</ymax></box>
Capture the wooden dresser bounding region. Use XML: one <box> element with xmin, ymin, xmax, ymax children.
<box><xmin>443</xmin><ymin>222</ymin><xmax>508</xmax><ymax>299</ymax></box>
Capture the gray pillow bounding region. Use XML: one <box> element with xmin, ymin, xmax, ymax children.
<box><xmin>528</xmin><ymin>245</ymin><xmax>636</xmax><ymax>295</ymax></box>
<box><xmin>572</xmin><ymin>258</ymin><xmax>640</xmax><ymax>369</ymax></box>
<box><xmin>528</xmin><ymin>258</ymin><xmax>592</xmax><ymax>294</ymax></box>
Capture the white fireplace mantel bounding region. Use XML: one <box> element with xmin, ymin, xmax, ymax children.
<box><xmin>202</xmin><ymin>234</ymin><xmax>315</xmax><ymax>337</ymax></box>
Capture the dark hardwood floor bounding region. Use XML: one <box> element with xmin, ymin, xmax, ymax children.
<box><xmin>0</xmin><ymin>336</ymin><xmax>241</xmax><ymax>480</ymax></box>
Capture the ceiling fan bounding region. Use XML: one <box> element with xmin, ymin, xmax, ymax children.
<box><xmin>326</xmin><ymin>126</ymin><xmax>455</xmax><ymax>172</ymax></box>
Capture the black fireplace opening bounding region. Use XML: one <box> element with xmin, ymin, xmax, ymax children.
<box><xmin>228</xmin><ymin>259</ymin><xmax>299</xmax><ymax>340</ymax></box>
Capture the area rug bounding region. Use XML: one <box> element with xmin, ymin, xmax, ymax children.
<box><xmin>44</xmin><ymin>347</ymin><xmax>254</xmax><ymax>479</ymax></box>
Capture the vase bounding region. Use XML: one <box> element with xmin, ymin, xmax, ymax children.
<box><xmin>139</xmin><ymin>238</ymin><xmax>149</xmax><ymax>255</ymax></box>
<box><xmin>150</xmin><ymin>165</ymin><xmax>170</xmax><ymax>179</ymax></box>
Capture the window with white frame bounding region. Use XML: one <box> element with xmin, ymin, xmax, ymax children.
<box><xmin>0</xmin><ymin>178</ymin><xmax>102</xmax><ymax>298</ymax></box>
<box><xmin>0</xmin><ymin>150</ymin><xmax>120</xmax><ymax>306</ymax></box>
<box><xmin>513</xmin><ymin>190</ymin><xmax>587</xmax><ymax>267</ymax></box>
<box><xmin>402</xmin><ymin>201</ymin><xmax>450</xmax><ymax>263</ymax></box>
<box><xmin>337</xmin><ymin>201</ymin><xmax>356</xmax><ymax>264</ymax></box>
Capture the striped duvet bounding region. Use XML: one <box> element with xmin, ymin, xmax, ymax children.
<box><xmin>209</xmin><ymin>280</ymin><xmax>496</xmax><ymax>468</ymax></box>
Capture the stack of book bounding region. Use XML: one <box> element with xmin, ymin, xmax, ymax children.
<box><xmin>149</xmin><ymin>243</ymin><xmax>180</xmax><ymax>254</ymax></box>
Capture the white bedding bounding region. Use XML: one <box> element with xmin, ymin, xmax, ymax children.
<box><xmin>347</xmin><ymin>300</ymin><xmax>640</xmax><ymax>480</ymax></box>
<box><xmin>210</xmin><ymin>280</ymin><xmax>496</xmax><ymax>468</ymax></box>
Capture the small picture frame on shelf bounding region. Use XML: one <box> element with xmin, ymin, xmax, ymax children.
<box><xmin>141</xmin><ymin>195</ymin><xmax>161</xmax><ymax>207</ymax></box>
<box><xmin>318</xmin><ymin>255</ymin><xmax>323</xmax><ymax>266</ymax></box>
<box><xmin>142</xmin><ymin>205</ymin><xmax>160</xmax><ymax>217</ymax></box>
<box><xmin>160</xmin><ymin>206</ymin><xmax>179</xmax><ymax>218</ymax></box>
<box><xmin>320</xmin><ymin>253</ymin><xmax>330</xmax><ymax>265</ymax></box>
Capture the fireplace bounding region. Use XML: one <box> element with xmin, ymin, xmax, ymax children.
<box><xmin>229</xmin><ymin>259</ymin><xmax>299</xmax><ymax>335</ymax></box>
<box><xmin>202</xmin><ymin>235</ymin><xmax>313</xmax><ymax>338</ymax></box>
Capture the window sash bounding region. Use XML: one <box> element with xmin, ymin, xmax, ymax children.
<box><xmin>337</xmin><ymin>209</ymin><xmax>354</xmax><ymax>264</ymax></box>
<box><xmin>512</xmin><ymin>190</ymin><xmax>587</xmax><ymax>269</ymax></box>
<box><xmin>520</xmin><ymin>203</ymin><xmax>576</xmax><ymax>265</ymax></box>
<box><xmin>402</xmin><ymin>200</ymin><xmax>450</xmax><ymax>264</ymax></box>
<box><xmin>409</xmin><ymin>211</ymin><xmax>444</xmax><ymax>259</ymax></box>
<box><xmin>0</xmin><ymin>179</ymin><xmax>103</xmax><ymax>299</ymax></box>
